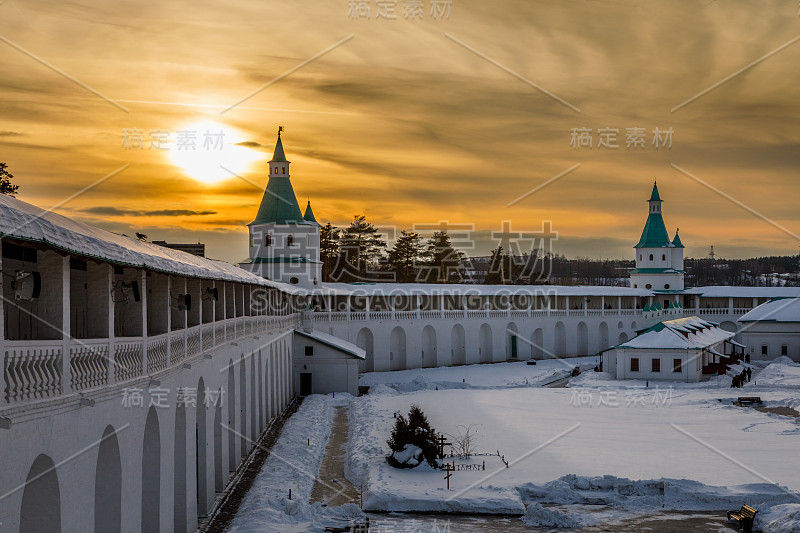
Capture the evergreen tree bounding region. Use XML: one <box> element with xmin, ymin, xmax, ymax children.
<box><xmin>424</xmin><ymin>231</ymin><xmax>464</xmax><ymax>283</ymax></box>
<box><xmin>386</xmin><ymin>405</ymin><xmax>442</xmax><ymax>469</ymax></box>
<box><xmin>484</xmin><ymin>246</ymin><xmax>506</xmax><ymax>284</ymax></box>
<box><xmin>336</xmin><ymin>215</ymin><xmax>387</xmax><ymax>282</ymax></box>
<box><xmin>385</xmin><ymin>230</ymin><xmax>424</xmax><ymax>283</ymax></box>
<box><xmin>319</xmin><ymin>222</ymin><xmax>340</xmax><ymax>282</ymax></box>
<box><xmin>0</xmin><ymin>163</ymin><xmax>19</xmax><ymax>197</ymax></box>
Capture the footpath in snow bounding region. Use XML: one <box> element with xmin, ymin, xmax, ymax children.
<box><xmin>347</xmin><ymin>357</ymin><xmax>800</xmax><ymax>531</ymax></box>
<box><xmin>226</xmin><ymin>394</ymin><xmax>363</xmax><ymax>533</ymax></box>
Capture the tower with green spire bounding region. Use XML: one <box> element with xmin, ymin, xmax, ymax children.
<box><xmin>630</xmin><ymin>181</ymin><xmax>685</xmax><ymax>291</ymax></box>
<box><xmin>239</xmin><ymin>128</ymin><xmax>322</xmax><ymax>287</ymax></box>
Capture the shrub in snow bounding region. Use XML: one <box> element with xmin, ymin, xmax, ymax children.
<box><xmin>386</xmin><ymin>405</ymin><xmax>442</xmax><ymax>469</ymax></box>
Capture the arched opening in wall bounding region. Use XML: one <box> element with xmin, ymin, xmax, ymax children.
<box><xmin>531</xmin><ymin>328</ymin><xmax>544</xmax><ymax>359</ymax></box>
<box><xmin>479</xmin><ymin>323</ymin><xmax>492</xmax><ymax>363</ymax></box>
<box><xmin>227</xmin><ymin>360</ymin><xmax>237</xmax><ymax>472</ymax></box>
<box><xmin>389</xmin><ymin>326</ymin><xmax>407</xmax><ymax>370</ymax></box>
<box><xmin>618</xmin><ymin>332</ymin><xmax>629</xmax><ymax>344</ymax></box>
<box><xmin>20</xmin><ymin>454</ymin><xmax>61</xmax><ymax>533</ymax></box>
<box><xmin>451</xmin><ymin>324</ymin><xmax>466</xmax><ymax>365</ymax></box>
<box><xmin>174</xmin><ymin>404</ymin><xmax>187</xmax><ymax>533</ymax></box>
<box><xmin>239</xmin><ymin>354</ymin><xmax>248</xmax><ymax>457</ymax></box>
<box><xmin>94</xmin><ymin>426</ymin><xmax>121</xmax><ymax>533</ymax></box>
<box><xmin>422</xmin><ymin>325</ymin><xmax>437</xmax><ymax>368</ymax></box>
<box><xmin>599</xmin><ymin>322</ymin><xmax>610</xmax><ymax>352</ymax></box>
<box><xmin>214</xmin><ymin>391</ymin><xmax>223</xmax><ymax>492</ymax></box>
<box><xmin>356</xmin><ymin>328</ymin><xmax>375</xmax><ymax>373</ymax></box>
<box><xmin>196</xmin><ymin>378</ymin><xmax>208</xmax><ymax>519</ymax></box>
<box><xmin>554</xmin><ymin>322</ymin><xmax>566</xmax><ymax>356</ymax></box>
<box><xmin>506</xmin><ymin>322</ymin><xmax>519</xmax><ymax>359</ymax></box>
<box><xmin>617</xmin><ymin>321</ymin><xmax>624</xmax><ymax>329</ymax></box>
<box><xmin>577</xmin><ymin>322</ymin><xmax>589</xmax><ymax>355</ymax></box>
<box><xmin>631</xmin><ymin>321</ymin><xmax>638</xmax><ymax>331</ymax></box>
<box><xmin>142</xmin><ymin>406</ymin><xmax>161</xmax><ymax>533</ymax></box>
<box><xmin>249</xmin><ymin>355</ymin><xmax>257</xmax><ymax>442</ymax></box>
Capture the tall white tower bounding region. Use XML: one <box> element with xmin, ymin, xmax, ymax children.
<box><xmin>630</xmin><ymin>182</ymin><xmax>684</xmax><ymax>291</ymax></box>
<box><xmin>239</xmin><ymin>129</ymin><xmax>322</xmax><ymax>287</ymax></box>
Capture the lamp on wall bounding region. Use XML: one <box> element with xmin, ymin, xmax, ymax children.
<box><xmin>170</xmin><ymin>293</ymin><xmax>192</xmax><ymax>311</ymax></box>
<box><xmin>202</xmin><ymin>287</ymin><xmax>219</xmax><ymax>301</ymax></box>
<box><xmin>12</xmin><ymin>271</ymin><xmax>41</xmax><ymax>301</ymax></box>
<box><xmin>111</xmin><ymin>280</ymin><xmax>141</xmax><ymax>304</ymax></box>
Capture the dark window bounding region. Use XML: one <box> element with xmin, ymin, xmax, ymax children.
<box><xmin>304</xmin><ymin>345</ymin><xmax>314</xmax><ymax>356</ymax></box>
<box><xmin>649</xmin><ymin>254</ymin><xmax>654</xmax><ymax>261</ymax></box>
<box><xmin>264</xmin><ymin>234</ymin><xmax>272</xmax><ymax>246</ymax></box>
<box><xmin>652</xmin><ymin>358</ymin><xmax>661</xmax><ymax>372</ymax></box>
<box><xmin>289</xmin><ymin>277</ymin><xmax>299</xmax><ymax>284</ymax></box>
<box><xmin>673</xmin><ymin>358</ymin><xmax>682</xmax><ymax>373</ymax></box>
<box><xmin>645</xmin><ymin>284</ymin><xmax>652</xmax><ymax>289</ymax></box>
<box><xmin>287</xmin><ymin>235</ymin><xmax>294</xmax><ymax>246</ymax></box>
<box><xmin>761</xmin><ymin>345</ymin><xmax>768</xmax><ymax>356</ymax></box>
<box><xmin>781</xmin><ymin>345</ymin><xmax>788</xmax><ymax>356</ymax></box>
<box><xmin>630</xmin><ymin>358</ymin><xmax>639</xmax><ymax>372</ymax></box>
<box><xmin>2</xmin><ymin>242</ymin><xmax>37</xmax><ymax>262</ymax></box>
<box><xmin>662</xmin><ymin>254</ymin><xmax>666</xmax><ymax>261</ymax></box>
<box><xmin>664</xmin><ymin>284</ymin><xmax>670</xmax><ymax>289</ymax></box>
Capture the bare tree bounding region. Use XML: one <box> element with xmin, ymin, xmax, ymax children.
<box><xmin>446</xmin><ymin>424</ymin><xmax>479</xmax><ymax>458</ymax></box>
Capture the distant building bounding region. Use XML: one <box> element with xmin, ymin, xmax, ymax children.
<box><xmin>601</xmin><ymin>316</ymin><xmax>740</xmax><ymax>382</ymax></box>
<box><xmin>151</xmin><ymin>240</ymin><xmax>205</xmax><ymax>257</ymax></box>
<box><xmin>239</xmin><ymin>131</ymin><xmax>322</xmax><ymax>287</ymax></box>
<box><xmin>738</xmin><ymin>297</ymin><xmax>800</xmax><ymax>362</ymax></box>
<box><xmin>630</xmin><ymin>182</ymin><xmax>685</xmax><ymax>291</ymax></box>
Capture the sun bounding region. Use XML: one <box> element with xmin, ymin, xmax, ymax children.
<box><xmin>167</xmin><ymin>120</ymin><xmax>263</xmax><ymax>184</ymax></box>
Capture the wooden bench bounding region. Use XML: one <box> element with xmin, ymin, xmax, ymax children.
<box><xmin>734</xmin><ymin>397</ymin><xmax>763</xmax><ymax>406</ymax></box>
<box><xmin>727</xmin><ymin>504</ymin><xmax>757</xmax><ymax>533</ymax></box>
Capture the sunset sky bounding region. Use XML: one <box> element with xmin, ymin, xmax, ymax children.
<box><xmin>1</xmin><ymin>0</ymin><xmax>799</xmax><ymax>263</ymax></box>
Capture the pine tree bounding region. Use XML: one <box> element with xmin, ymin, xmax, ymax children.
<box><xmin>385</xmin><ymin>230</ymin><xmax>424</xmax><ymax>283</ymax></box>
<box><xmin>386</xmin><ymin>405</ymin><xmax>442</xmax><ymax>469</ymax></box>
<box><xmin>337</xmin><ymin>215</ymin><xmax>387</xmax><ymax>282</ymax></box>
<box><xmin>319</xmin><ymin>222</ymin><xmax>340</xmax><ymax>282</ymax></box>
<box><xmin>424</xmin><ymin>231</ymin><xmax>464</xmax><ymax>283</ymax></box>
<box><xmin>0</xmin><ymin>163</ymin><xmax>19</xmax><ymax>197</ymax></box>
<box><xmin>484</xmin><ymin>246</ymin><xmax>505</xmax><ymax>284</ymax></box>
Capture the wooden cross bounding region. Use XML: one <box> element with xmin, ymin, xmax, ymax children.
<box><xmin>443</xmin><ymin>462</ymin><xmax>454</xmax><ymax>490</ymax></box>
<box><xmin>278</xmin><ymin>125</ymin><xmax>284</xmax><ymax>136</ymax></box>
<box><xmin>436</xmin><ymin>434</ymin><xmax>452</xmax><ymax>457</ymax></box>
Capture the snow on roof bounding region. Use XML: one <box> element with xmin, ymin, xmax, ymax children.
<box><xmin>312</xmin><ymin>282</ymin><xmax>652</xmax><ymax>298</ymax></box>
<box><xmin>682</xmin><ymin>286</ymin><xmax>800</xmax><ymax>298</ymax></box>
<box><xmin>295</xmin><ymin>329</ymin><xmax>366</xmax><ymax>359</ymax></box>
<box><xmin>738</xmin><ymin>298</ymin><xmax>800</xmax><ymax>323</ymax></box>
<box><xmin>610</xmin><ymin>315</ymin><xmax>734</xmax><ymax>350</ymax></box>
<box><xmin>0</xmin><ymin>194</ymin><xmax>284</xmax><ymax>286</ymax></box>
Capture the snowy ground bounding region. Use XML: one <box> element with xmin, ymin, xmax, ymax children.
<box><xmin>226</xmin><ymin>394</ymin><xmax>364</xmax><ymax>533</ymax></box>
<box><xmin>348</xmin><ymin>357</ymin><xmax>800</xmax><ymax>531</ymax></box>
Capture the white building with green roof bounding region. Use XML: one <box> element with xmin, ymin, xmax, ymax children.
<box><xmin>630</xmin><ymin>182</ymin><xmax>685</xmax><ymax>291</ymax></box>
<box><xmin>239</xmin><ymin>131</ymin><xmax>322</xmax><ymax>288</ymax></box>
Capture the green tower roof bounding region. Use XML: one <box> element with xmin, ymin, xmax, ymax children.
<box><xmin>303</xmin><ymin>201</ymin><xmax>319</xmax><ymax>225</ymax></box>
<box><xmin>634</xmin><ymin>212</ymin><xmax>671</xmax><ymax>248</ymax></box>
<box><xmin>249</xmin><ymin>177</ymin><xmax>305</xmax><ymax>225</ymax></box>
<box><xmin>270</xmin><ymin>134</ymin><xmax>287</xmax><ymax>162</ymax></box>
<box><xmin>649</xmin><ymin>181</ymin><xmax>662</xmax><ymax>202</ymax></box>
<box><xmin>672</xmin><ymin>230</ymin><xmax>684</xmax><ymax>248</ymax></box>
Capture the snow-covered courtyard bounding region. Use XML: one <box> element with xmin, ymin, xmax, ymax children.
<box><xmin>228</xmin><ymin>357</ymin><xmax>800</xmax><ymax>532</ymax></box>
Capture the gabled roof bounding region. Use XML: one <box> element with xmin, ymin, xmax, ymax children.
<box><xmin>738</xmin><ymin>297</ymin><xmax>800</xmax><ymax>323</ymax></box>
<box><xmin>303</xmin><ymin>201</ymin><xmax>319</xmax><ymax>225</ymax></box>
<box><xmin>604</xmin><ymin>315</ymin><xmax>733</xmax><ymax>351</ymax></box>
<box><xmin>295</xmin><ymin>329</ymin><xmax>366</xmax><ymax>359</ymax></box>
<box><xmin>649</xmin><ymin>182</ymin><xmax>662</xmax><ymax>202</ymax></box>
